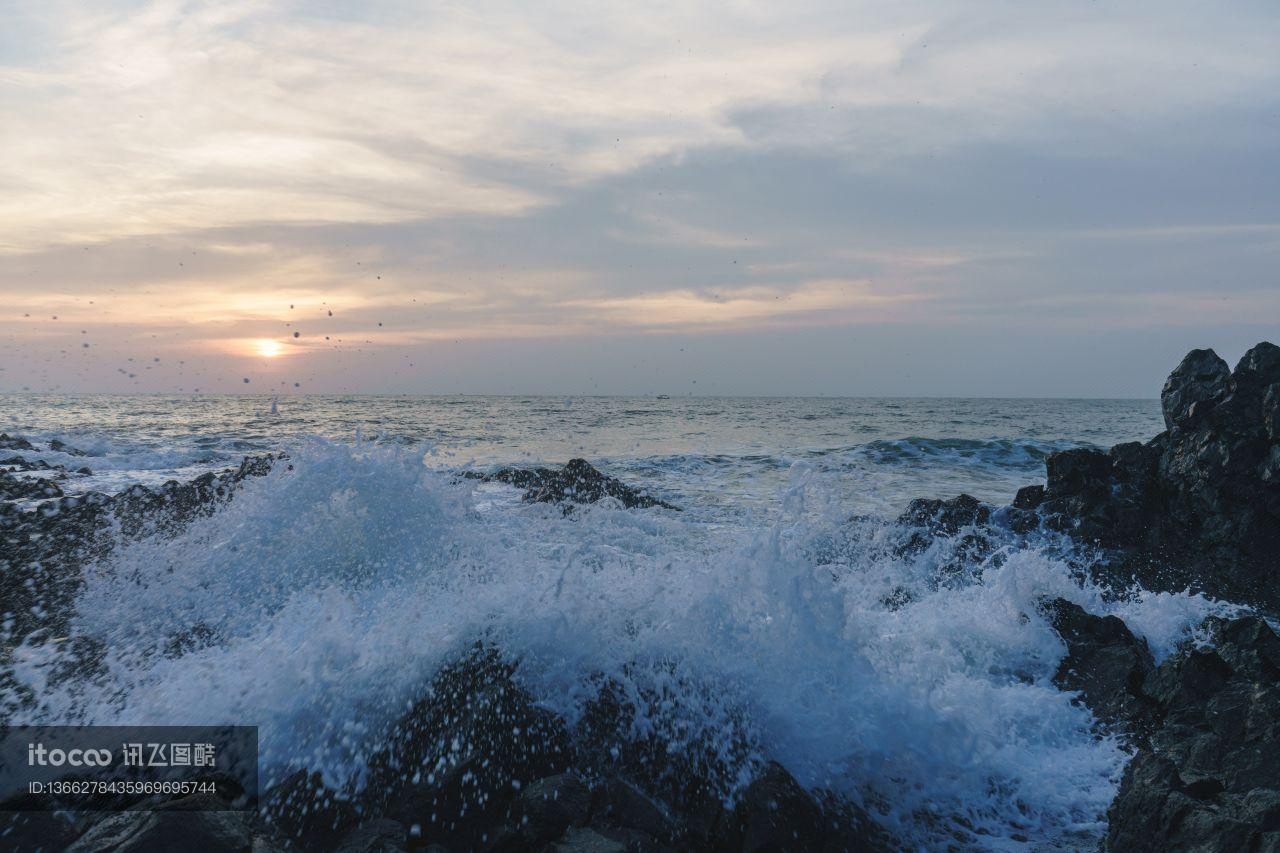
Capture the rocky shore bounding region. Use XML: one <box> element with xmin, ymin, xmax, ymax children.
<box><xmin>895</xmin><ymin>341</ymin><xmax>1280</xmax><ymax>851</ymax></box>
<box><xmin>1</xmin><ymin>343</ymin><xmax>1277</xmax><ymax>851</ymax></box>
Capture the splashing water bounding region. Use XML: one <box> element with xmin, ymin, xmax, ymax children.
<box><xmin>3</xmin><ymin>437</ymin><xmax>1235</xmax><ymax>848</ymax></box>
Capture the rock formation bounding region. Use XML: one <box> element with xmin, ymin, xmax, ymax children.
<box><xmin>469</xmin><ymin>458</ymin><xmax>680</xmax><ymax>511</ymax></box>
<box><xmin>1026</xmin><ymin>342</ymin><xmax>1280</xmax><ymax>612</ymax></box>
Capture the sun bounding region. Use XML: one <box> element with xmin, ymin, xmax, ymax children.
<box><xmin>254</xmin><ymin>339</ymin><xmax>284</xmax><ymax>358</ymax></box>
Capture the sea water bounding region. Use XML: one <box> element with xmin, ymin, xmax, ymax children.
<box><xmin>0</xmin><ymin>394</ymin><xmax>1234</xmax><ymax>848</ymax></box>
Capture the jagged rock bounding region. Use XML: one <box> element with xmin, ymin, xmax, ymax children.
<box><xmin>65</xmin><ymin>795</ymin><xmax>254</xmax><ymax>852</ymax></box>
<box><xmin>1264</xmin><ymin>383</ymin><xmax>1280</xmax><ymax>442</ymax></box>
<box><xmin>470</xmin><ymin>459</ymin><xmax>679</xmax><ymax>511</ymax></box>
<box><xmin>1104</xmin><ymin>616</ymin><xmax>1280</xmax><ymax>852</ymax></box>
<box><xmin>261</xmin><ymin>769</ymin><xmax>358</xmax><ymax>848</ymax></box>
<box><xmin>1042</xmin><ymin>598</ymin><xmax>1156</xmax><ymax>734</ymax></box>
<box><xmin>898</xmin><ymin>493</ymin><xmax>989</xmax><ymax>534</ymax></box>
<box><xmin>510</xmin><ymin>774</ymin><xmax>593</xmax><ymax>845</ymax></box>
<box><xmin>331</xmin><ymin>818</ymin><xmax>408</xmax><ymax>852</ymax></box>
<box><xmin>713</xmin><ymin>761</ymin><xmax>889</xmax><ymax>853</ymax></box>
<box><xmin>549</xmin><ymin>827</ymin><xmax>627</xmax><ymax>853</ymax></box>
<box><xmin>0</xmin><ymin>454</ymin><xmax>281</xmax><ymax>653</ymax></box>
<box><xmin>49</xmin><ymin>438</ymin><xmax>88</xmax><ymax>456</ymax></box>
<box><xmin>0</xmin><ymin>811</ymin><xmax>80</xmax><ymax>853</ymax></box>
<box><xmin>732</xmin><ymin>761</ymin><xmax>826</xmax><ymax>852</ymax></box>
<box><xmin>0</xmin><ymin>470</ymin><xmax>63</xmax><ymax>501</ymax></box>
<box><xmin>1012</xmin><ymin>484</ymin><xmax>1045</xmax><ymax>510</ymax></box>
<box><xmin>1160</xmin><ymin>348</ymin><xmax>1231</xmax><ymax>430</ymax></box>
<box><xmin>0</xmin><ymin>433</ymin><xmax>36</xmax><ymax>451</ymax></box>
<box><xmin>1033</xmin><ymin>342</ymin><xmax>1280</xmax><ymax>613</ymax></box>
<box><xmin>895</xmin><ymin>494</ymin><xmax>1000</xmax><ymax>578</ymax></box>
<box><xmin>357</xmin><ymin>648</ymin><xmax>573</xmax><ymax>850</ymax></box>
<box><xmin>282</xmin><ymin>649</ymin><xmax>895</xmax><ymax>853</ymax></box>
<box><xmin>1</xmin><ymin>455</ymin><xmax>59</xmax><ymax>472</ymax></box>
<box><xmin>591</xmin><ymin>776</ymin><xmax>676</xmax><ymax>842</ymax></box>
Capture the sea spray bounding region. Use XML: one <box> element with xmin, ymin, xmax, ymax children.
<box><xmin>4</xmin><ymin>439</ymin><xmax>1233</xmax><ymax>847</ymax></box>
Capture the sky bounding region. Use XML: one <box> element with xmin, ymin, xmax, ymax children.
<box><xmin>0</xmin><ymin>0</ymin><xmax>1277</xmax><ymax>397</ymax></box>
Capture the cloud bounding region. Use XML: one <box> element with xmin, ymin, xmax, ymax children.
<box><xmin>1</xmin><ymin>0</ymin><xmax>1278</xmax><ymax>394</ymax></box>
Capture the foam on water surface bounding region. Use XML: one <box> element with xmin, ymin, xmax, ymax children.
<box><xmin>3</xmin><ymin>437</ymin><xmax>1236</xmax><ymax>849</ymax></box>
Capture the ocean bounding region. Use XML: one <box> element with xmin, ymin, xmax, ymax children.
<box><xmin>1</xmin><ymin>394</ymin><xmax>1232</xmax><ymax>848</ymax></box>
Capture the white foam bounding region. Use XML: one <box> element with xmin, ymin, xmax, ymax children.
<box><xmin>7</xmin><ymin>440</ymin><xmax>1235</xmax><ymax>848</ymax></box>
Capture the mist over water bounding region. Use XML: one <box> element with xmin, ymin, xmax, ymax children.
<box><xmin>4</xmin><ymin>394</ymin><xmax>1234</xmax><ymax>848</ymax></box>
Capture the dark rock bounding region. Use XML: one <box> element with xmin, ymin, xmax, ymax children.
<box><xmin>0</xmin><ymin>434</ymin><xmax>36</xmax><ymax>451</ymax></box>
<box><xmin>1045</xmin><ymin>448</ymin><xmax>1112</xmax><ymax>498</ymax></box>
<box><xmin>732</xmin><ymin>762</ymin><xmax>825</xmax><ymax>853</ymax></box>
<box><xmin>0</xmin><ymin>811</ymin><xmax>80</xmax><ymax>852</ymax></box>
<box><xmin>359</xmin><ymin>648</ymin><xmax>573</xmax><ymax>850</ymax></box>
<box><xmin>49</xmin><ymin>438</ymin><xmax>88</xmax><ymax>456</ymax></box>
<box><xmin>1</xmin><ymin>455</ymin><xmax>59</xmax><ymax>472</ymax></box>
<box><xmin>471</xmin><ymin>459</ymin><xmax>679</xmax><ymax>511</ymax></box>
<box><xmin>1042</xmin><ymin>598</ymin><xmax>1156</xmax><ymax>734</ymax></box>
<box><xmin>0</xmin><ymin>470</ymin><xmax>64</xmax><ymax>501</ymax></box>
<box><xmin>591</xmin><ymin>776</ymin><xmax>676</xmax><ymax>842</ymax></box>
<box><xmin>895</xmin><ymin>494</ymin><xmax>999</xmax><ymax>579</ymax></box>
<box><xmin>898</xmin><ymin>493</ymin><xmax>989</xmax><ymax>534</ymax></box>
<box><xmin>511</xmin><ymin>774</ymin><xmax>592</xmax><ymax>844</ymax></box>
<box><xmin>1028</xmin><ymin>343</ymin><xmax>1280</xmax><ymax>613</ymax></box>
<box><xmin>573</xmin><ymin>671</ymin><xmax>758</xmax><ymax>823</ymax></box>
<box><xmin>0</xmin><ymin>454</ymin><xmax>281</xmax><ymax>679</ymax></box>
<box><xmin>1012</xmin><ymin>484</ymin><xmax>1044</xmax><ymax>510</ymax></box>
<box><xmin>1231</xmin><ymin>341</ymin><xmax>1280</xmax><ymax>398</ymax></box>
<box><xmin>1105</xmin><ymin>616</ymin><xmax>1280</xmax><ymax>851</ymax></box>
<box><xmin>261</xmin><ymin>769</ymin><xmax>358</xmax><ymax>848</ymax></box>
<box><xmin>65</xmin><ymin>796</ymin><xmax>254</xmax><ymax>852</ymax></box>
<box><xmin>548</xmin><ymin>827</ymin><xmax>627</xmax><ymax>852</ymax></box>
<box><xmin>332</xmin><ymin>818</ymin><xmax>408</xmax><ymax>852</ymax></box>
<box><xmin>1160</xmin><ymin>348</ymin><xmax>1231</xmax><ymax>430</ymax></box>
<box><xmin>1261</xmin><ymin>381</ymin><xmax>1280</xmax><ymax>437</ymax></box>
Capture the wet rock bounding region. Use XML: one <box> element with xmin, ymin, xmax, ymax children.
<box><xmin>1160</xmin><ymin>348</ymin><xmax>1231</xmax><ymax>430</ymax></box>
<box><xmin>332</xmin><ymin>818</ymin><xmax>408</xmax><ymax>853</ymax></box>
<box><xmin>0</xmin><ymin>811</ymin><xmax>80</xmax><ymax>852</ymax></box>
<box><xmin>0</xmin><ymin>433</ymin><xmax>36</xmax><ymax>451</ymax></box>
<box><xmin>470</xmin><ymin>459</ymin><xmax>679</xmax><ymax>511</ymax></box>
<box><xmin>511</xmin><ymin>774</ymin><xmax>592</xmax><ymax>844</ymax></box>
<box><xmin>359</xmin><ymin>648</ymin><xmax>573</xmax><ymax>850</ymax></box>
<box><xmin>1031</xmin><ymin>343</ymin><xmax>1280</xmax><ymax>613</ymax></box>
<box><xmin>895</xmin><ymin>494</ymin><xmax>998</xmax><ymax>579</ymax></box>
<box><xmin>591</xmin><ymin>776</ymin><xmax>676</xmax><ymax>842</ymax></box>
<box><xmin>262</xmin><ymin>769</ymin><xmax>358</xmax><ymax>848</ymax></box>
<box><xmin>1230</xmin><ymin>341</ymin><xmax>1280</xmax><ymax>398</ymax></box>
<box><xmin>1105</xmin><ymin>615</ymin><xmax>1280</xmax><ymax>851</ymax></box>
<box><xmin>1264</xmin><ymin>383</ymin><xmax>1280</xmax><ymax>442</ymax></box>
<box><xmin>0</xmin><ymin>455</ymin><xmax>281</xmax><ymax>674</ymax></box>
<box><xmin>713</xmin><ymin>761</ymin><xmax>889</xmax><ymax>853</ymax></box>
<box><xmin>549</xmin><ymin>827</ymin><xmax>627</xmax><ymax>853</ymax></box>
<box><xmin>0</xmin><ymin>470</ymin><xmax>63</xmax><ymax>501</ymax></box>
<box><xmin>1042</xmin><ymin>598</ymin><xmax>1156</xmax><ymax>734</ymax></box>
<box><xmin>0</xmin><ymin>455</ymin><xmax>59</xmax><ymax>472</ymax></box>
<box><xmin>1045</xmin><ymin>448</ymin><xmax>1112</xmax><ymax>498</ymax></box>
<box><xmin>732</xmin><ymin>761</ymin><xmax>826</xmax><ymax>852</ymax></box>
<box><xmin>1012</xmin><ymin>484</ymin><xmax>1044</xmax><ymax>510</ymax></box>
<box><xmin>898</xmin><ymin>493</ymin><xmax>989</xmax><ymax>534</ymax></box>
<box><xmin>49</xmin><ymin>438</ymin><xmax>88</xmax><ymax>456</ymax></box>
<box><xmin>66</xmin><ymin>796</ymin><xmax>254</xmax><ymax>852</ymax></box>
<box><xmin>573</xmin><ymin>672</ymin><xmax>758</xmax><ymax>823</ymax></box>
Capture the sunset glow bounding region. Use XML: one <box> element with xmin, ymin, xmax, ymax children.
<box><xmin>0</xmin><ymin>1</ymin><xmax>1277</xmax><ymax>396</ymax></box>
<box><xmin>254</xmin><ymin>339</ymin><xmax>284</xmax><ymax>359</ymax></box>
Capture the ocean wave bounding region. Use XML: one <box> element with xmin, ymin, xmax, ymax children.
<box><xmin>1</xmin><ymin>440</ymin><xmax>1233</xmax><ymax>848</ymax></box>
<box><xmin>850</xmin><ymin>436</ymin><xmax>1088</xmax><ymax>470</ymax></box>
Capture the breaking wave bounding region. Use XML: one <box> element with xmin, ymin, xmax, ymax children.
<box><xmin>3</xmin><ymin>439</ymin><xmax>1232</xmax><ymax>848</ymax></box>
